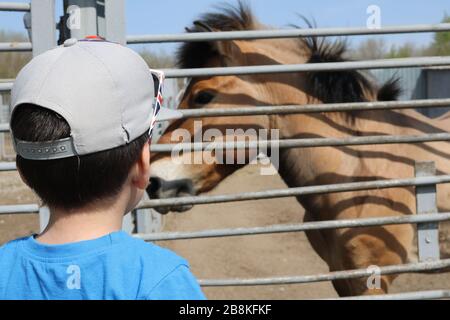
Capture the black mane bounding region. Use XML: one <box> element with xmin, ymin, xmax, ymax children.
<box><xmin>177</xmin><ymin>1</ymin><xmax>400</xmax><ymax>104</ymax></box>
<box><xmin>302</xmin><ymin>32</ymin><xmax>401</xmax><ymax>103</ymax></box>
<box><xmin>177</xmin><ymin>1</ymin><xmax>253</xmax><ymax>70</ymax></box>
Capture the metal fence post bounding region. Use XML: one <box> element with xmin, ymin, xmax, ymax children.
<box><xmin>105</xmin><ymin>0</ymin><xmax>162</xmax><ymax>234</ymax></box>
<box><xmin>39</xmin><ymin>206</ymin><xmax>50</xmax><ymax>232</ymax></box>
<box><xmin>0</xmin><ymin>93</ymin><xmax>5</xmax><ymax>160</ymax></box>
<box><xmin>103</xmin><ymin>0</ymin><xmax>126</xmax><ymax>44</ymax></box>
<box><xmin>60</xmin><ymin>0</ymin><xmax>160</xmax><ymax>234</ymax></box>
<box><xmin>64</xmin><ymin>0</ymin><xmax>98</xmax><ymax>39</ymax></box>
<box><xmin>135</xmin><ymin>192</ymin><xmax>163</xmax><ymax>234</ymax></box>
<box><xmin>415</xmin><ymin>161</ymin><xmax>440</xmax><ymax>261</ymax></box>
<box><xmin>62</xmin><ymin>0</ymin><xmax>125</xmax><ymax>43</ymax></box>
<box><xmin>29</xmin><ymin>0</ymin><xmax>57</xmax><ymax>229</ymax></box>
<box><xmin>30</xmin><ymin>0</ymin><xmax>56</xmax><ymax>56</ymax></box>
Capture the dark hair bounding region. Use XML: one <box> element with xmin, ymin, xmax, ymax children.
<box><xmin>10</xmin><ymin>104</ymin><xmax>150</xmax><ymax>210</ymax></box>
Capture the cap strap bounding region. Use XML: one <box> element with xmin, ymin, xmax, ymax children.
<box><xmin>14</xmin><ymin>137</ymin><xmax>78</xmax><ymax>160</ymax></box>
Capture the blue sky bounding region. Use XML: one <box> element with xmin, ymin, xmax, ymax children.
<box><xmin>1</xmin><ymin>0</ymin><xmax>449</xmax><ymax>54</ymax></box>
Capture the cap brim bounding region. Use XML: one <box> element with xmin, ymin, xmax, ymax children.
<box><xmin>156</xmin><ymin>107</ymin><xmax>184</xmax><ymax>122</ymax></box>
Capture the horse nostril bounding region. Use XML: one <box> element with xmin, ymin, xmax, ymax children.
<box><xmin>148</xmin><ymin>177</ymin><xmax>163</xmax><ymax>196</ymax></box>
<box><xmin>173</xmin><ymin>179</ymin><xmax>195</xmax><ymax>197</ymax></box>
<box><xmin>146</xmin><ymin>177</ymin><xmax>195</xmax><ymax>214</ymax></box>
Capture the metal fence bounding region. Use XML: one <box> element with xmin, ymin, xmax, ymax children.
<box><xmin>1</xmin><ymin>0</ymin><xmax>450</xmax><ymax>300</ymax></box>
<box><xmin>0</xmin><ymin>2</ymin><xmax>30</xmax><ymax>11</ymax></box>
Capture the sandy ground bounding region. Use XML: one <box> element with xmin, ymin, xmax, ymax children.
<box><xmin>1</xmin><ymin>162</ymin><xmax>450</xmax><ymax>299</ymax></box>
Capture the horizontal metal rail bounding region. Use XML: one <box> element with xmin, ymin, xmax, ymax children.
<box><xmin>137</xmin><ymin>175</ymin><xmax>450</xmax><ymax>209</ymax></box>
<box><xmin>197</xmin><ymin>259</ymin><xmax>450</xmax><ymax>286</ymax></box>
<box><xmin>0</xmin><ymin>162</ymin><xmax>15</xmax><ymax>171</ymax></box>
<box><xmin>2</xmin><ymin>57</ymin><xmax>450</xmax><ymax>85</ymax></box>
<box><xmin>162</xmin><ymin>56</ymin><xmax>450</xmax><ymax>78</ymax></box>
<box><xmin>3</xmin><ymin>132</ymin><xmax>450</xmax><ymax>155</ymax></box>
<box><xmin>0</xmin><ymin>42</ymin><xmax>32</xmax><ymax>52</ymax></box>
<box><xmin>3</xmin><ymin>56</ymin><xmax>446</xmax><ymax>83</ymax></box>
<box><xmin>337</xmin><ymin>289</ymin><xmax>450</xmax><ymax>300</ymax></box>
<box><xmin>0</xmin><ymin>123</ymin><xmax>8</xmax><ymax>132</ymax></box>
<box><xmin>0</xmin><ymin>82</ymin><xmax>12</xmax><ymax>92</ymax></box>
<box><xmin>1</xmin><ymin>99</ymin><xmax>450</xmax><ymax>130</ymax></box>
<box><xmin>135</xmin><ymin>212</ymin><xmax>450</xmax><ymax>241</ymax></box>
<box><xmin>126</xmin><ymin>23</ymin><xmax>450</xmax><ymax>44</ymax></box>
<box><xmin>4</xmin><ymin>176</ymin><xmax>450</xmax><ymax>215</ymax></box>
<box><xmin>156</xmin><ymin>98</ymin><xmax>450</xmax><ymax>119</ymax></box>
<box><xmin>149</xmin><ymin>133</ymin><xmax>450</xmax><ymax>153</ymax></box>
<box><xmin>10</xmin><ymin>135</ymin><xmax>450</xmax><ymax>168</ymax></box>
<box><xmin>0</xmin><ymin>2</ymin><xmax>30</xmax><ymax>11</ymax></box>
<box><xmin>0</xmin><ymin>204</ymin><xmax>38</xmax><ymax>214</ymax></box>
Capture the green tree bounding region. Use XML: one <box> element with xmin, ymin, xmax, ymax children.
<box><xmin>137</xmin><ymin>48</ymin><xmax>181</xmax><ymax>86</ymax></box>
<box><xmin>138</xmin><ymin>48</ymin><xmax>175</xmax><ymax>69</ymax></box>
<box><xmin>351</xmin><ymin>38</ymin><xmax>387</xmax><ymax>60</ymax></box>
<box><xmin>429</xmin><ymin>13</ymin><xmax>450</xmax><ymax>55</ymax></box>
<box><xmin>386</xmin><ymin>42</ymin><xmax>419</xmax><ymax>58</ymax></box>
<box><xmin>353</xmin><ymin>12</ymin><xmax>449</xmax><ymax>59</ymax></box>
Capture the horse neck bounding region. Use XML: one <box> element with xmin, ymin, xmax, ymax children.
<box><xmin>274</xmin><ymin>105</ymin><xmax>446</xmax><ymax>190</ymax></box>
<box><xmin>273</xmin><ymin>110</ymin><xmax>364</xmax><ymax>190</ymax></box>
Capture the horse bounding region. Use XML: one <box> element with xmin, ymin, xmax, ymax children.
<box><xmin>147</xmin><ymin>2</ymin><xmax>450</xmax><ymax>296</ymax></box>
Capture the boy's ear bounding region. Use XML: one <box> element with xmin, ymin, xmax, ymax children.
<box><xmin>132</xmin><ymin>142</ymin><xmax>151</xmax><ymax>190</ymax></box>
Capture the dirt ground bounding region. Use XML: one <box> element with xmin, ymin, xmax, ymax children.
<box><xmin>1</xmin><ymin>163</ymin><xmax>450</xmax><ymax>299</ymax></box>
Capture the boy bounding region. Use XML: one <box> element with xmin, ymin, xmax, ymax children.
<box><xmin>0</xmin><ymin>37</ymin><xmax>205</xmax><ymax>300</ymax></box>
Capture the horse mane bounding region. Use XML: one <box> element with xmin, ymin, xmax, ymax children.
<box><xmin>177</xmin><ymin>0</ymin><xmax>401</xmax><ymax>105</ymax></box>
<box><xmin>177</xmin><ymin>1</ymin><xmax>255</xmax><ymax>70</ymax></box>
<box><xmin>302</xmin><ymin>33</ymin><xmax>401</xmax><ymax>103</ymax></box>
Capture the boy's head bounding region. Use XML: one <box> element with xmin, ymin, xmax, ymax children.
<box><xmin>11</xmin><ymin>104</ymin><xmax>151</xmax><ymax>211</ymax></box>
<box><xmin>9</xmin><ymin>38</ymin><xmax>182</xmax><ymax>211</ymax></box>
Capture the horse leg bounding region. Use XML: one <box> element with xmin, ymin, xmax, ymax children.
<box><xmin>302</xmin><ymin>212</ymin><xmax>385</xmax><ymax>296</ymax></box>
<box><xmin>303</xmin><ymin>210</ymin><xmax>331</xmax><ymax>265</ymax></box>
<box><xmin>304</xmin><ymin>213</ymin><xmax>402</xmax><ymax>296</ymax></box>
<box><xmin>329</xmin><ymin>224</ymin><xmax>412</xmax><ymax>296</ymax></box>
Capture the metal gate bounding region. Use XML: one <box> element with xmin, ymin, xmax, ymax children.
<box><xmin>2</xmin><ymin>0</ymin><xmax>450</xmax><ymax>300</ymax></box>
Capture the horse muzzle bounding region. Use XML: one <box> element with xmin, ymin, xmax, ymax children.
<box><xmin>146</xmin><ymin>177</ymin><xmax>195</xmax><ymax>214</ymax></box>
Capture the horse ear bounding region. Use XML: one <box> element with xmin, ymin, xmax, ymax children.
<box><xmin>214</xmin><ymin>40</ymin><xmax>241</xmax><ymax>66</ymax></box>
<box><xmin>192</xmin><ymin>21</ymin><xmax>241</xmax><ymax>66</ymax></box>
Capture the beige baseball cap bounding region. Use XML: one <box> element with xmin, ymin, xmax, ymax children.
<box><xmin>10</xmin><ymin>37</ymin><xmax>182</xmax><ymax>160</ymax></box>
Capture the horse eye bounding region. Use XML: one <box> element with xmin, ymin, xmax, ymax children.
<box><xmin>193</xmin><ymin>91</ymin><xmax>215</xmax><ymax>105</ymax></box>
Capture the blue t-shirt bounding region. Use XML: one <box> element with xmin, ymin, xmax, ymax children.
<box><xmin>0</xmin><ymin>231</ymin><xmax>206</xmax><ymax>300</ymax></box>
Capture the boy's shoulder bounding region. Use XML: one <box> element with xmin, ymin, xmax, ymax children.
<box><xmin>113</xmin><ymin>233</ymin><xmax>203</xmax><ymax>299</ymax></box>
<box><xmin>111</xmin><ymin>233</ymin><xmax>191</xmax><ymax>282</ymax></box>
<box><xmin>0</xmin><ymin>237</ymin><xmax>29</xmax><ymax>269</ymax></box>
<box><xmin>121</xmin><ymin>233</ymin><xmax>188</xmax><ymax>267</ymax></box>
<box><xmin>0</xmin><ymin>236</ymin><xmax>27</xmax><ymax>254</ymax></box>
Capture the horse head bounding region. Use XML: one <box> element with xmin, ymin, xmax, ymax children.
<box><xmin>148</xmin><ymin>1</ymin><xmax>398</xmax><ymax>214</ymax></box>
